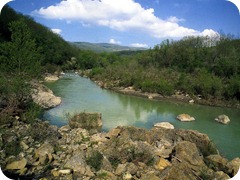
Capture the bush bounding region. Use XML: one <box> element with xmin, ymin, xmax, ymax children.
<box><xmin>21</xmin><ymin>102</ymin><xmax>42</xmax><ymax>124</ymax></box>
<box><xmin>156</xmin><ymin>79</ymin><xmax>174</xmax><ymax>95</ymax></box>
<box><xmin>86</xmin><ymin>151</ymin><xmax>103</xmax><ymax>171</ymax></box>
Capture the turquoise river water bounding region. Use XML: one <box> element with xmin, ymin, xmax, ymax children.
<box><xmin>43</xmin><ymin>73</ymin><xmax>240</xmax><ymax>160</ymax></box>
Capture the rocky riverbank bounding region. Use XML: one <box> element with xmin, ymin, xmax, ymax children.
<box><xmin>1</xmin><ymin>113</ymin><xmax>239</xmax><ymax>180</ymax></box>
<box><xmin>89</xmin><ymin>77</ymin><xmax>240</xmax><ymax>109</ymax></box>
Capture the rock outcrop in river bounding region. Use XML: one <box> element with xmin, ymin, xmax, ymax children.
<box><xmin>215</xmin><ymin>114</ymin><xmax>230</xmax><ymax>124</ymax></box>
<box><xmin>176</xmin><ymin>113</ymin><xmax>195</xmax><ymax>122</ymax></box>
<box><xmin>31</xmin><ymin>81</ymin><xmax>61</xmax><ymax>109</ymax></box>
<box><xmin>1</xmin><ymin>114</ymin><xmax>239</xmax><ymax>180</ymax></box>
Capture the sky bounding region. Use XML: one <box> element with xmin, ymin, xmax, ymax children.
<box><xmin>5</xmin><ymin>0</ymin><xmax>240</xmax><ymax>48</ymax></box>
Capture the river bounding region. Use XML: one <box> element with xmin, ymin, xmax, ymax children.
<box><xmin>43</xmin><ymin>73</ymin><xmax>240</xmax><ymax>160</ymax></box>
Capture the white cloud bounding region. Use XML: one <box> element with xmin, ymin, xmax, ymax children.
<box><xmin>130</xmin><ymin>43</ymin><xmax>148</xmax><ymax>48</ymax></box>
<box><xmin>167</xmin><ymin>16</ymin><xmax>185</xmax><ymax>23</ymax></box>
<box><xmin>35</xmin><ymin>0</ymin><xmax>218</xmax><ymax>39</ymax></box>
<box><xmin>51</xmin><ymin>28</ymin><xmax>62</xmax><ymax>34</ymax></box>
<box><xmin>109</xmin><ymin>38</ymin><xmax>121</xmax><ymax>44</ymax></box>
<box><xmin>200</xmin><ymin>29</ymin><xmax>220</xmax><ymax>38</ymax></box>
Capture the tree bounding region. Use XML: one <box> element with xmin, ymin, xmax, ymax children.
<box><xmin>6</xmin><ymin>19</ymin><xmax>42</xmax><ymax>77</ymax></box>
<box><xmin>0</xmin><ymin>19</ymin><xmax>42</xmax><ymax>119</ymax></box>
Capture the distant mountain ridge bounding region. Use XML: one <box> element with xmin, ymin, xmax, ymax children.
<box><xmin>72</xmin><ymin>42</ymin><xmax>147</xmax><ymax>53</ymax></box>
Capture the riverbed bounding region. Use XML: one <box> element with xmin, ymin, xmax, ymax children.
<box><xmin>43</xmin><ymin>73</ymin><xmax>240</xmax><ymax>160</ymax></box>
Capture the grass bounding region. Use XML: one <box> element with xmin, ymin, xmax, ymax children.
<box><xmin>97</xmin><ymin>172</ymin><xmax>108</xmax><ymax>179</ymax></box>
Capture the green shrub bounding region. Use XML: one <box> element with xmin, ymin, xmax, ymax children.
<box><xmin>21</xmin><ymin>102</ymin><xmax>42</xmax><ymax>124</ymax></box>
<box><xmin>109</xmin><ymin>155</ymin><xmax>121</xmax><ymax>169</ymax></box>
<box><xmin>86</xmin><ymin>151</ymin><xmax>103</xmax><ymax>171</ymax></box>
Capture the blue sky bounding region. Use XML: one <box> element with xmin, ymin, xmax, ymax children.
<box><xmin>6</xmin><ymin>0</ymin><xmax>240</xmax><ymax>47</ymax></box>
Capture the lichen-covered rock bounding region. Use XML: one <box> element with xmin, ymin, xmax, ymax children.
<box><xmin>154</xmin><ymin>122</ymin><xmax>174</xmax><ymax>129</ymax></box>
<box><xmin>215</xmin><ymin>114</ymin><xmax>230</xmax><ymax>124</ymax></box>
<box><xmin>176</xmin><ymin>113</ymin><xmax>195</xmax><ymax>122</ymax></box>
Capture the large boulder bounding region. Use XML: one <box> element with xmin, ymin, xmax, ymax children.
<box><xmin>31</xmin><ymin>82</ymin><xmax>61</xmax><ymax>109</ymax></box>
<box><xmin>69</xmin><ymin>112</ymin><xmax>102</xmax><ymax>133</ymax></box>
<box><xmin>215</xmin><ymin>114</ymin><xmax>230</xmax><ymax>124</ymax></box>
<box><xmin>176</xmin><ymin>114</ymin><xmax>195</xmax><ymax>122</ymax></box>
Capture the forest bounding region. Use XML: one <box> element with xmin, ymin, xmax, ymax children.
<box><xmin>0</xmin><ymin>5</ymin><xmax>240</xmax><ymax>126</ymax></box>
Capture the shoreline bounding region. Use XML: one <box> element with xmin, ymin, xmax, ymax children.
<box><xmin>90</xmin><ymin>78</ymin><xmax>240</xmax><ymax>110</ymax></box>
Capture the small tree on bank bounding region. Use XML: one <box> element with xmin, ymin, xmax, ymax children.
<box><xmin>0</xmin><ymin>19</ymin><xmax>42</xmax><ymax>121</ymax></box>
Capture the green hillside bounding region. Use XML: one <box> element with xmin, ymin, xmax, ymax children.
<box><xmin>72</xmin><ymin>42</ymin><xmax>147</xmax><ymax>53</ymax></box>
<box><xmin>0</xmin><ymin>6</ymin><xmax>79</xmax><ymax>68</ymax></box>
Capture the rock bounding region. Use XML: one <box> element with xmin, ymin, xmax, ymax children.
<box><xmin>34</xmin><ymin>142</ymin><xmax>54</xmax><ymax>165</ymax></box>
<box><xmin>59</xmin><ymin>169</ymin><xmax>72</xmax><ymax>175</ymax></box>
<box><xmin>6</xmin><ymin>158</ymin><xmax>27</xmax><ymax>170</ymax></box>
<box><xmin>159</xmin><ymin>161</ymin><xmax>198</xmax><ymax>180</ymax></box>
<box><xmin>155</xmin><ymin>157</ymin><xmax>171</xmax><ymax>170</ymax></box>
<box><xmin>123</xmin><ymin>172</ymin><xmax>132</xmax><ymax>180</ymax></box>
<box><xmin>141</xmin><ymin>173</ymin><xmax>161</xmax><ymax>180</ymax></box>
<box><xmin>189</xmin><ymin>99</ymin><xmax>194</xmax><ymax>104</ymax></box>
<box><xmin>174</xmin><ymin>141</ymin><xmax>205</xmax><ymax>167</ymax></box>
<box><xmin>69</xmin><ymin>112</ymin><xmax>102</xmax><ymax>133</ymax></box>
<box><xmin>90</xmin><ymin>133</ymin><xmax>107</xmax><ymax>143</ymax></box>
<box><xmin>126</xmin><ymin>162</ymin><xmax>138</xmax><ymax>175</ymax></box>
<box><xmin>31</xmin><ymin>83</ymin><xmax>61</xmax><ymax>109</ymax></box>
<box><xmin>106</xmin><ymin>128</ymin><xmax>121</xmax><ymax>139</ymax></box>
<box><xmin>44</xmin><ymin>75</ymin><xmax>59</xmax><ymax>82</ymax></box>
<box><xmin>17</xmin><ymin>167</ymin><xmax>27</xmax><ymax>175</ymax></box>
<box><xmin>85</xmin><ymin>165</ymin><xmax>95</xmax><ymax>177</ymax></box>
<box><xmin>226</xmin><ymin>157</ymin><xmax>240</xmax><ymax>177</ymax></box>
<box><xmin>148</xmin><ymin>95</ymin><xmax>153</xmax><ymax>99</ymax></box>
<box><xmin>20</xmin><ymin>141</ymin><xmax>29</xmax><ymax>150</ymax></box>
<box><xmin>214</xmin><ymin>171</ymin><xmax>230</xmax><ymax>179</ymax></box>
<box><xmin>176</xmin><ymin>113</ymin><xmax>195</xmax><ymax>122</ymax></box>
<box><xmin>154</xmin><ymin>122</ymin><xmax>174</xmax><ymax>129</ymax></box>
<box><xmin>115</xmin><ymin>163</ymin><xmax>127</xmax><ymax>175</ymax></box>
<box><xmin>154</xmin><ymin>142</ymin><xmax>173</xmax><ymax>158</ymax></box>
<box><xmin>205</xmin><ymin>155</ymin><xmax>228</xmax><ymax>172</ymax></box>
<box><xmin>215</xmin><ymin>114</ymin><xmax>230</xmax><ymax>124</ymax></box>
<box><xmin>64</xmin><ymin>153</ymin><xmax>87</xmax><ymax>173</ymax></box>
<box><xmin>2</xmin><ymin>119</ymin><xmax>237</xmax><ymax>179</ymax></box>
<box><xmin>51</xmin><ymin>169</ymin><xmax>60</xmax><ymax>177</ymax></box>
<box><xmin>97</xmin><ymin>170</ymin><xmax>117</xmax><ymax>180</ymax></box>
